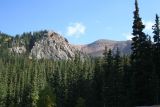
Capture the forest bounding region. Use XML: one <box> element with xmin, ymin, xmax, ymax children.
<box><xmin>0</xmin><ymin>0</ymin><xmax>160</xmax><ymax>107</ymax></box>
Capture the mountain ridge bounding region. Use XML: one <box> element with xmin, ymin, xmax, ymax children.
<box><xmin>74</xmin><ymin>39</ymin><xmax>131</xmax><ymax>57</ymax></box>
<box><xmin>0</xmin><ymin>30</ymin><xmax>132</xmax><ymax>59</ymax></box>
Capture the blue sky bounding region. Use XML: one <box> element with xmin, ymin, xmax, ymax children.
<box><xmin>0</xmin><ymin>0</ymin><xmax>160</xmax><ymax>44</ymax></box>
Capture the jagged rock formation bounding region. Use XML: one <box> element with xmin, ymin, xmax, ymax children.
<box><xmin>76</xmin><ymin>39</ymin><xmax>131</xmax><ymax>57</ymax></box>
<box><xmin>30</xmin><ymin>31</ymin><xmax>79</xmax><ymax>60</ymax></box>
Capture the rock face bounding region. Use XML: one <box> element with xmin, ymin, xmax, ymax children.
<box><xmin>77</xmin><ymin>39</ymin><xmax>131</xmax><ymax>57</ymax></box>
<box><xmin>30</xmin><ymin>31</ymin><xmax>78</xmax><ymax>60</ymax></box>
<box><xmin>10</xmin><ymin>46</ymin><xmax>26</xmax><ymax>54</ymax></box>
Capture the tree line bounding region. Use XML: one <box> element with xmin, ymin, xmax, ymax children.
<box><xmin>1</xmin><ymin>0</ymin><xmax>160</xmax><ymax>106</ymax></box>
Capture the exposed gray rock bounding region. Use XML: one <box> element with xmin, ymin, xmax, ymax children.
<box><xmin>30</xmin><ymin>31</ymin><xmax>79</xmax><ymax>60</ymax></box>
<box><xmin>10</xmin><ymin>46</ymin><xmax>26</xmax><ymax>54</ymax></box>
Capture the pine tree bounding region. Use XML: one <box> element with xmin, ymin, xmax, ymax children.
<box><xmin>131</xmin><ymin>0</ymin><xmax>146</xmax><ymax>61</ymax></box>
<box><xmin>92</xmin><ymin>58</ymin><xmax>104</xmax><ymax>107</ymax></box>
<box><xmin>113</xmin><ymin>48</ymin><xmax>124</xmax><ymax>106</ymax></box>
<box><xmin>152</xmin><ymin>14</ymin><xmax>160</xmax><ymax>104</ymax></box>
<box><xmin>103</xmin><ymin>49</ymin><xmax>115</xmax><ymax>106</ymax></box>
<box><xmin>31</xmin><ymin>63</ymin><xmax>39</xmax><ymax>107</ymax></box>
<box><xmin>122</xmin><ymin>55</ymin><xmax>132</xmax><ymax>106</ymax></box>
<box><xmin>153</xmin><ymin>14</ymin><xmax>160</xmax><ymax>44</ymax></box>
<box><xmin>131</xmin><ymin>0</ymin><xmax>153</xmax><ymax>105</ymax></box>
<box><xmin>153</xmin><ymin>14</ymin><xmax>160</xmax><ymax>69</ymax></box>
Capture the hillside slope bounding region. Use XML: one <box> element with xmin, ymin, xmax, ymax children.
<box><xmin>76</xmin><ymin>39</ymin><xmax>131</xmax><ymax>57</ymax></box>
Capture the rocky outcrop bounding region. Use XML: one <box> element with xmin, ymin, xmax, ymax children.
<box><xmin>10</xmin><ymin>46</ymin><xmax>26</xmax><ymax>54</ymax></box>
<box><xmin>30</xmin><ymin>31</ymin><xmax>79</xmax><ymax>60</ymax></box>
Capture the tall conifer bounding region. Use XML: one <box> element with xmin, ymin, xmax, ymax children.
<box><xmin>131</xmin><ymin>0</ymin><xmax>153</xmax><ymax>105</ymax></box>
<box><xmin>152</xmin><ymin>14</ymin><xmax>160</xmax><ymax>104</ymax></box>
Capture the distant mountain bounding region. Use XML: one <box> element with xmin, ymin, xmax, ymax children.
<box><xmin>0</xmin><ymin>30</ymin><xmax>132</xmax><ymax>59</ymax></box>
<box><xmin>75</xmin><ymin>39</ymin><xmax>132</xmax><ymax>57</ymax></box>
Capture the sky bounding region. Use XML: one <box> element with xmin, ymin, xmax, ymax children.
<box><xmin>0</xmin><ymin>0</ymin><xmax>160</xmax><ymax>44</ymax></box>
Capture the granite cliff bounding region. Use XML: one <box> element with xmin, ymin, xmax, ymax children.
<box><xmin>30</xmin><ymin>31</ymin><xmax>80</xmax><ymax>60</ymax></box>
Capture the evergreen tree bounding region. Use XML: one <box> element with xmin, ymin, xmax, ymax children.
<box><xmin>103</xmin><ymin>49</ymin><xmax>115</xmax><ymax>106</ymax></box>
<box><xmin>131</xmin><ymin>0</ymin><xmax>146</xmax><ymax>61</ymax></box>
<box><xmin>152</xmin><ymin>14</ymin><xmax>160</xmax><ymax>104</ymax></box>
<box><xmin>131</xmin><ymin>0</ymin><xmax>153</xmax><ymax>105</ymax></box>
<box><xmin>113</xmin><ymin>48</ymin><xmax>124</xmax><ymax>106</ymax></box>
<box><xmin>92</xmin><ymin>58</ymin><xmax>104</xmax><ymax>107</ymax></box>
<box><xmin>122</xmin><ymin>55</ymin><xmax>132</xmax><ymax>106</ymax></box>
<box><xmin>153</xmin><ymin>14</ymin><xmax>160</xmax><ymax>44</ymax></box>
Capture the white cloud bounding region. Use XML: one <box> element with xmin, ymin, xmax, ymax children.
<box><xmin>143</xmin><ymin>20</ymin><xmax>154</xmax><ymax>33</ymax></box>
<box><xmin>66</xmin><ymin>22</ymin><xmax>86</xmax><ymax>38</ymax></box>
<box><xmin>123</xmin><ymin>33</ymin><xmax>133</xmax><ymax>40</ymax></box>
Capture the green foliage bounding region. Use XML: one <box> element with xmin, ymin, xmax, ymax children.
<box><xmin>131</xmin><ymin>0</ymin><xmax>154</xmax><ymax>105</ymax></box>
<box><xmin>153</xmin><ymin>14</ymin><xmax>160</xmax><ymax>43</ymax></box>
<box><xmin>38</xmin><ymin>85</ymin><xmax>56</xmax><ymax>107</ymax></box>
<box><xmin>152</xmin><ymin>14</ymin><xmax>160</xmax><ymax>104</ymax></box>
<box><xmin>1</xmin><ymin>1</ymin><xmax>160</xmax><ymax>107</ymax></box>
<box><xmin>75</xmin><ymin>97</ymin><xmax>86</xmax><ymax>107</ymax></box>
